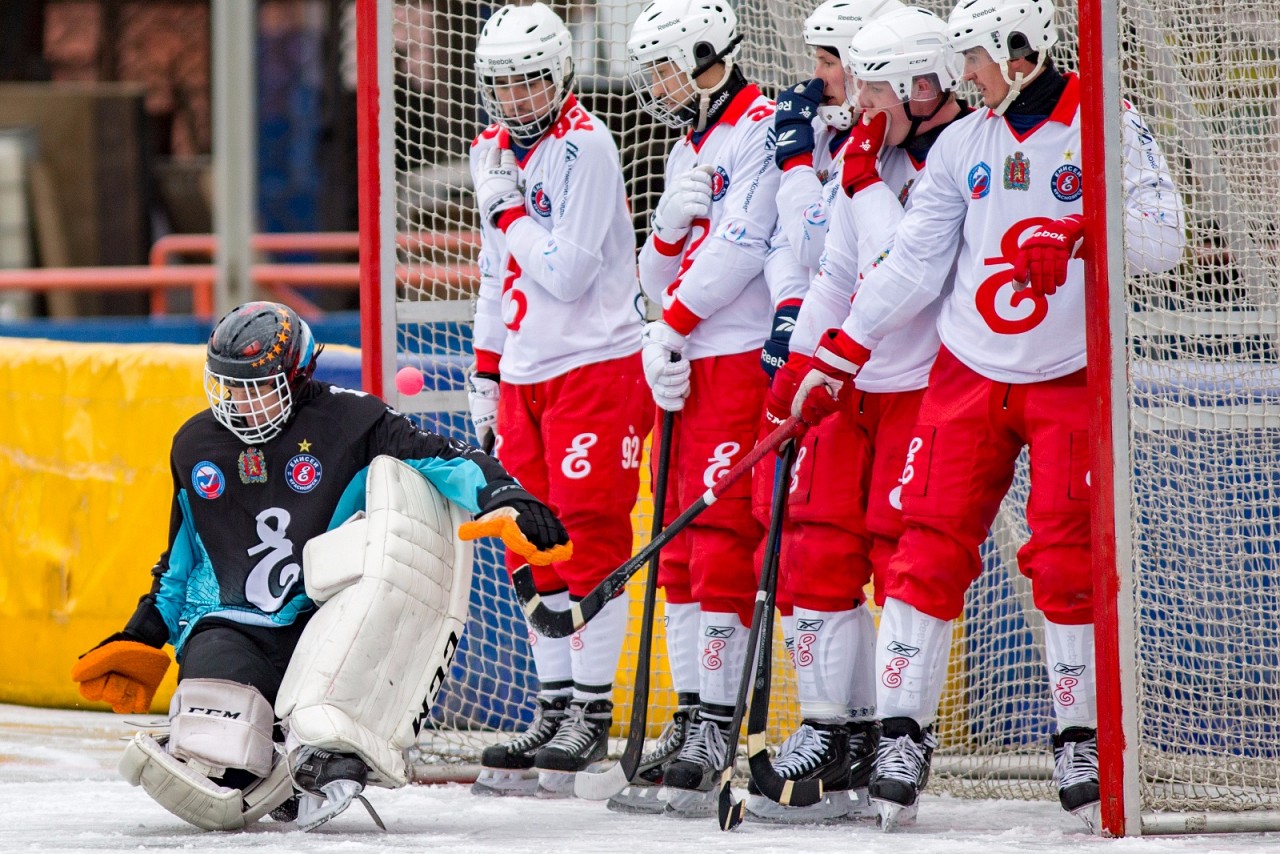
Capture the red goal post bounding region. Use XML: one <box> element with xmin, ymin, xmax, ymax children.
<box><xmin>355</xmin><ymin>0</ymin><xmax>1280</xmax><ymax>835</ymax></box>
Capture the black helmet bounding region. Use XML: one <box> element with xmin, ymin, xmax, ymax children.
<box><xmin>203</xmin><ymin>302</ymin><xmax>320</xmax><ymax>443</ymax></box>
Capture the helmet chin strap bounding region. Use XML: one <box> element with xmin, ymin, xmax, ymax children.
<box><xmin>901</xmin><ymin>92</ymin><xmax>950</xmax><ymax>144</ymax></box>
<box><xmin>992</xmin><ymin>54</ymin><xmax>1046</xmax><ymax>116</ymax></box>
<box><xmin>691</xmin><ymin>56</ymin><xmax>736</xmax><ymax>133</ymax></box>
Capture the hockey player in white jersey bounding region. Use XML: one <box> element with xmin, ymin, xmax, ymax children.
<box><xmin>790</xmin><ymin>0</ymin><xmax>1186</xmax><ymax>832</ymax></box>
<box><xmin>614</xmin><ymin>0</ymin><xmax>781</xmax><ymax>817</ymax></box>
<box><xmin>466</xmin><ymin>3</ymin><xmax>652</xmax><ymax>797</ymax></box>
<box><xmin>746</xmin><ymin>0</ymin><xmax>915</xmax><ymax>825</ymax></box>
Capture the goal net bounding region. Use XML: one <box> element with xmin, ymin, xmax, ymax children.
<box><xmin>356</xmin><ymin>0</ymin><xmax>1280</xmax><ymax>833</ymax></box>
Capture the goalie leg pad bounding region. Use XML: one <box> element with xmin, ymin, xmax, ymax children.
<box><xmin>118</xmin><ymin>733</ymin><xmax>294</xmax><ymax>831</ymax></box>
<box><xmin>168</xmin><ymin>678</ymin><xmax>275</xmax><ymax>779</ymax></box>
<box><xmin>275</xmin><ymin>455</ymin><xmax>474</xmax><ymax>788</ymax></box>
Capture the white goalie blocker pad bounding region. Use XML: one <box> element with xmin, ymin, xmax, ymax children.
<box><xmin>117</xmin><ymin>679</ymin><xmax>294</xmax><ymax>831</ymax></box>
<box><xmin>275</xmin><ymin>455</ymin><xmax>474</xmax><ymax>788</ymax></box>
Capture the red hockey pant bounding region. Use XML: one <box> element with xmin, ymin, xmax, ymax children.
<box><xmin>884</xmin><ymin>348</ymin><xmax>1092</xmax><ymax>625</ymax></box>
<box><xmin>498</xmin><ymin>353</ymin><xmax>653</xmax><ymax>598</ymax></box>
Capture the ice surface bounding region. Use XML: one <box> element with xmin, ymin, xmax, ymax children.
<box><xmin>1</xmin><ymin>703</ymin><xmax>1276</xmax><ymax>854</ymax></box>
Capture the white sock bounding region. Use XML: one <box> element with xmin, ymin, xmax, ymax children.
<box><xmin>794</xmin><ymin>607</ymin><xmax>858</xmax><ymax>722</ymax></box>
<box><xmin>570</xmin><ymin>594</ymin><xmax>628</xmax><ymax>702</ymax></box>
<box><xmin>1043</xmin><ymin>619</ymin><xmax>1097</xmax><ymax>729</ymax></box>
<box><xmin>781</xmin><ymin>613</ymin><xmax>796</xmax><ymax>671</ymax></box>
<box><xmin>875</xmin><ymin>597</ymin><xmax>953</xmax><ymax>726</ymax></box>
<box><xmin>529</xmin><ymin>590</ymin><xmax>573</xmax><ymax>695</ymax></box>
<box><xmin>847</xmin><ymin>605</ymin><xmax>878</xmax><ymax>721</ymax></box>
<box><xmin>663</xmin><ymin>601</ymin><xmax>702</xmax><ymax>697</ymax></box>
<box><xmin>698</xmin><ymin>610</ymin><xmax>750</xmax><ymax>710</ymax></box>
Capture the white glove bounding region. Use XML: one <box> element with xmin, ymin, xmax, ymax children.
<box><xmin>641</xmin><ymin>321</ymin><xmax>692</xmax><ymax>412</ymax></box>
<box><xmin>651</xmin><ymin>164</ymin><xmax>714</xmax><ymax>244</ymax></box>
<box><xmin>467</xmin><ymin>372</ymin><xmax>499</xmax><ymax>449</ymax></box>
<box><xmin>474</xmin><ymin>147</ymin><xmax>525</xmax><ymax>226</ymax></box>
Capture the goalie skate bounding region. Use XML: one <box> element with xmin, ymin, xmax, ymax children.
<box><xmin>869</xmin><ymin>717</ymin><xmax>936</xmax><ymax>832</ymax></box>
<box><xmin>290</xmin><ymin>747</ymin><xmax>384</xmax><ymax>832</ymax></box>
<box><xmin>745</xmin><ymin>720</ymin><xmax>854</xmax><ymax>824</ymax></box>
<box><xmin>1054</xmin><ymin>727</ymin><xmax>1101</xmax><ymax>834</ymax></box>
<box><xmin>471</xmin><ymin>694</ymin><xmax>568</xmax><ymax>797</ymax></box>
<box><xmin>606</xmin><ymin>704</ymin><xmax>695</xmax><ymax>815</ymax></box>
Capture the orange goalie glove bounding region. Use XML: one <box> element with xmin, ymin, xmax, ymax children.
<box><xmin>71</xmin><ymin>636</ymin><xmax>171</xmax><ymax>714</ymax></box>
<box><xmin>458</xmin><ymin>498</ymin><xmax>572</xmax><ymax>566</ymax></box>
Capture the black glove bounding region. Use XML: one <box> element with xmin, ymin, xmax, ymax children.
<box><xmin>501</xmin><ymin>498</ymin><xmax>570</xmax><ymax>551</ymax></box>
<box><xmin>773</xmin><ymin>78</ymin><xmax>825</xmax><ymax>169</ymax></box>
<box><xmin>761</xmin><ymin>301</ymin><xmax>801</xmax><ymax>379</ymax></box>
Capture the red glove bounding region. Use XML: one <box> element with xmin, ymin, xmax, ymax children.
<box><xmin>840</xmin><ymin>110</ymin><xmax>889</xmax><ymax>197</ymax></box>
<box><xmin>792</xmin><ymin>328</ymin><xmax>872</xmax><ymax>426</ymax></box>
<box><xmin>764</xmin><ymin>352</ymin><xmax>810</xmax><ymax>429</ymax></box>
<box><xmin>1011</xmin><ymin>214</ymin><xmax>1085</xmax><ymax>297</ymax></box>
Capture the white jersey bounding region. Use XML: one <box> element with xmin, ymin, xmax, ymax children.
<box><xmin>792</xmin><ymin>136</ymin><xmax>953</xmax><ymax>393</ymax></box>
<box><xmin>638</xmin><ymin>84</ymin><xmax>780</xmax><ymax>359</ymax></box>
<box><xmin>841</xmin><ymin>74</ymin><xmax>1185</xmax><ymax>383</ymax></box>
<box><xmin>764</xmin><ymin>122</ymin><xmax>844</xmax><ymax>307</ymax></box>
<box><xmin>471</xmin><ymin>95</ymin><xmax>642</xmax><ymax>384</ymax></box>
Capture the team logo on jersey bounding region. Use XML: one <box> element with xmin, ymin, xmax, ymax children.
<box><xmin>710</xmin><ymin>165</ymin><xmax>730</xmax><ymax>201</ymax></box>
<box><xmin>529</xmin><ymin>182</ymin><xmax>552</xmax><ymax>216</ymax></box>
<box><xmin>238</xmin><ymin>447</ymin><xmax>267</xmax><ymax>484</ymax></box>
<box><xmin>1003</xmin><ymin>151</ymin><xmax>1031</xmax><ymax>191</ymax></box>
<box><xmin>898</xmin><ymin>177</ymin><xmax>916</xmax><ymax>207</ymax></box>
<box><xmin>1051</xmin><ymin>164</ymin><xmax>1083</xmax><ymax>202</ymax></box>
<box><xmin>803</xmin><ymin>202</ymin><xmax>827</xmax><ymax>228</ymax></box>
<box><xmin>191</xmin><ymin>462</ymin><xmax>226</xmax><ymax>500</ymax></box>
<box><xmin>968</xmin><ymin>162</ymin><xmax>991</xmax><ymax>199</ymax></box>
<box><xmin>285</xmin><ymin>454</ymin><xmax>322</xmax><ymax>493</ymax></box>
<box><xmin>718</xmin><ymin>219</ymin><xmax>748</xmax><ymax>243</ymax></box>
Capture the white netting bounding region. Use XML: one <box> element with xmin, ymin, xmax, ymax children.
<box><xmin>365</xmin><ymin>0</ymin><xmax>1280</xmax><ymax>824</ymax></box>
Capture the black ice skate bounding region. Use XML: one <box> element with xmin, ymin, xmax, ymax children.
<box><xmin>471</xmin><ymin>694</ymin><xmax>568</xmax><ymax>797</ymax></box>
<box><xmin>607</xmin><ymin>702</ymin><xmax>696</xmax><ymax>815</ymax></box>
<box><xmin>1053</xmin><ymin>726</ymin><xmax>1101</xmax><ymax>833</ymax></box>
<box><xmin>843</xmin><ymin>719</ymin><xmax>880</xmax><ymax>820</ymax></box>
<box><xmin>661</xmin><ymin>705</ymin><xmax>733</xmax><ymax>818</ymax></box>
<box><xmin>744</xmin><ymin>719</ymin><xmax>853</xmax><ymax>824</ymax></box>
<box><xmin>533</xmin><ymin>698</ymin><xmax>612</xmax><ymax>797</ymax></box>
<box><xmin>289</xmin><ymin>747</ymin><xmax>382</xmax><ymax>832</ymax></box>
<box><xmin>868</xmin><ymin>716</ymin><xmax>936</xmax><ymax>832</ymax></box>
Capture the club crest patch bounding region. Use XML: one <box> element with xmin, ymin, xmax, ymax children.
<box><xmin>192</xmin><ymin>461</ymin><xmax>226</xmax><ymax>500</ymax></box>
<box><xmin>968</xmin><ymin>162</ymin><xmax>991</xmax><ymax>199</ymax></box>
<box><xmin>1004</xmin><ymin>151</ymin><xmax>1030</xmax><ymax>191</ymax></box>
<box><xmin>237</xmin><ymin>447</ymin><xmax>267</xmax><ymax>484</ymax></box>
<box><xmin>285</xmin><ymin>453</ymin><xmax>322</xmax><ymax>493</ymax></box>
<box><xmin>530</xmin><ymin>182</ymin><xmax>552</xmax><ymax>216</ymax></box>
<box><xmin>710</xmin><ymin>165</ymin><xmax>730</xmax><ymax>201</ymax></box>
<box><xmin>1051</xmin><ymin>164</ymin><xmax>1083</xmax><ymax>202</ymax></box>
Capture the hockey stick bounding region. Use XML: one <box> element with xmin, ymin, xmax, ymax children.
<box><xmin>716</xmin><ymin>441</ymin><xmax>796</xmax><ymax>831</ymax></box>
<box><xmin>574</xmin><ymin>406</ymin><xmax>676</xmax><ymax>800</ymax></box>
<box><xmin>510</xmin><ymin>415</ymin><xmax>807</xmax><ymax>638</ymax></box>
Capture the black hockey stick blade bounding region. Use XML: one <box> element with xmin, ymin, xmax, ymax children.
<box><xmin>512</xmin><ymin>416</ymin><xmax>808</xmax><ymax>638</ymax></box>
<box><xmin>718</xmin><ymin>442</ymin><xmax>798</xmax><ymax>831</ymax></box>
<box><xmin>576</xmin><ymin>408</ymin><xmax>676</xmax><ymax>800</ymax></box>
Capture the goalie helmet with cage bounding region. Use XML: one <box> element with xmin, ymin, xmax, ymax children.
<box><xmin>626</xmin><ymin>0</ymin><xmax>742</xmax><ymax>131</ymax></box>
<box><xmin>475</xmin><ymin>2</ymin><xmax>574</xmax><ymax>145</ymax></box>
<box><xmin>845</xmin><ymin>7</ymin><xmax>962</xmax><ymax>111</ymax></box>
<box><xmin>948</xmin><ymin>0</ymin><xmax>1058</xmax><ymax>114</ymax></box>
<box><xmin>204</xmin><ymin>301</ymin><xmax>319</xmax><ymax>444</ymax></box>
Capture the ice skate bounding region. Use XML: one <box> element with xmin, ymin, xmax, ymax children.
<box><xmin>471</xmin><ymin>694</ymin><xmax>568</xmax><ymax>797</ymax></box>
<box><xmin>533</xmin><ymin>698</ymin><xmax>612</xmax><ymax>798</ymax></box>
<box><xmin>1054</xmin><ymin>727</ymin><xmax>1101</xmax><ymax>833</ymax></box>
<box><xmin>842</xmin><ymin>720</ymin><xmax>879</xmax><ymax>821</ymax></box>
<box><xmin>290</xmin><ymin>747</ymin><xmax>382</xmax><ymax>832</ymax></box>
<box><xmin>607</xmin><ymin>704</ymin><xmax>696</xmax><ymax>815</ymax></box>
<box><xmin>744</xmin><ymin>720</ymin><xmax>853</xmax><ymax>824</ymax></box>
<box><xmin>660</xmin><ymin>712</ymin><xmax>730</xmax><ymax>818</ymax></box>
<box><xmin>869</xmin><ymin>717</ymin><xmax>936</xmax><ymax>832</ymax></box>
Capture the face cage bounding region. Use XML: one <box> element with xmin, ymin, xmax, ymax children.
<box><xmin>204</xmin><ymin>367</ymin><xmax>295</xmax><ymax>445</ymax></box>
<box><xmin>478</xmin><ymin>69</ymin><xmax>569</xmax><ymax>143</ymax></box>
<box><xmin>627</xmin><ymin>59</ymin><xmax>699</xmax><ymax>129</ymax></box>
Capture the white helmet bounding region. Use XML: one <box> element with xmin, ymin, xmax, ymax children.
<box><xmin>948</xmin><ymin>0</ymin><xmax>1057</xmax><ymax>114</ymax></box>
<box><xmin>948</xmin><ymin>0</ymin><xmax>1057</xmax><ymax>64</ymax></box>
<box><xmin>475</xmin><ymin>2</ymin><xmax>574</xmax><ymax>143</ymax></box>
<box><xmin>846</xmin><ymin>7</ymin><xmax>961</xmax><ymax>105</ymax></box>
<box><xmin>804</xmin><ymin>0</ymin><xmax>905</xmax><ymax>67</ymax></box>
<box><xmin>626</xmin><ymin>0</ymin><xmax>742</xmax><ymax>130</ymax></box>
